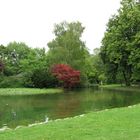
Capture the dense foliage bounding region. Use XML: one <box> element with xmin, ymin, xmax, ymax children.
<box><xmin>0</xmin><ymin>42</ymin><xmax>50</xmax><ymax>88</ymax></box>
<box><xmin>0</xmin><ymin>60</ymin><xmax>4</xmax><ymax>73</ymax></box>
<box><xmin>30</xmin><ymin>68</ymin><xmax>58</xmax><ymax>88</ymax></box>
<box><xmin>100</xmin><ymin>0</ymin><xmax>140</xmax><ymax>86</ymax></box>
<box><xmin>51</xmin><ymin>64</ymin><xmax>80</xmax><ymax>88</ymax></box>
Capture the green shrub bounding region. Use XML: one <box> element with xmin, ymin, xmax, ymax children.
<box><xmin>0</xmin><ymin>75</ymin><xmax>24</xmax><ymax>88</ymax></box>
<box><xmin>30</xmin><ymin>68</ymin><xmax>59</xmax><ymax>88</ymax></box>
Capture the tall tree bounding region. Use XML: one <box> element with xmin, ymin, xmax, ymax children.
<box><xmin>100</xmin><ymin>0</ymin><xmax>140</xmax><ymax>86</ymax></box>
<box><xmin>47</xmin><ymin>21</ymin><xmax>89</xmax><ymax>75</ymax></box>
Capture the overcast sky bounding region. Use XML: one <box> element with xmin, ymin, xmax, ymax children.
<box><xmin>0</xmin><ymin>0</ymin><xmax>121</xmax><ymax>53</ymax></box>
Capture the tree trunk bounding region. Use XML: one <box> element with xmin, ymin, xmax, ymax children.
<box><xmin>122</xmin><ymin>69</ymin><xmax>131</xmax><ymax>86</ymax></box>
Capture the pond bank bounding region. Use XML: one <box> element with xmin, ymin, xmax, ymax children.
<box><xmin>0</xmin><ymin>104</ymin><xmax>140</xmax><ymax>140</ymax></box>
<box><xmin>100</xmin><ymin>84</ymin><xmax>140</xmax><ymax>92</ymax></box>
<box><xmin>0</xmin><ymin>88</ymin><xmax>63</xmax><ymax>96</ymax></box>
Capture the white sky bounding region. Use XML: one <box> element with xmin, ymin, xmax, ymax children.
<box><xmin>0</xmin><ymin>0</ymin><xmax>121</xmax><ymax>53</ymax></box>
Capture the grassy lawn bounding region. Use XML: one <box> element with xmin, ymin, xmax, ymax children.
<box><xmin>0</xmin><ymin>88</ymin><xmax>63</xmax><ymax>96</ymax></box>
<box><xmin>100</xmin><ymin>84</ymin><xmax>140</xmax><ymax>92</ymax></box>
<box><xmin>0</xmin><ymin>104</ymin><xmax>140</xmax><ymax>140</ymax></box>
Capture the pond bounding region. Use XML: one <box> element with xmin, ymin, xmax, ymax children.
<box><xmin>0</xmin><ymin>88</ymin><xmax>140</xmax><ymax>129</ymax></box>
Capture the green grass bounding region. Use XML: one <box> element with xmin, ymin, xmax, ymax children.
<box><xmin>0</xmin><ymin>104</ymin><xmax>140</xmax><ymax>140</ymax></box>
<box><xmin>0</xmin><ymin>88</ymin><xmax>63</xmax><ymax>96</ymax></box>
<box><xmin>100</xmin><ymin>84</ymin><xmax>122</xmax><ymax>88</ymax></box>
<box><xmin>100</xmin><ymin>84</ymin><xmax>140</xmax><ymax>92</ymax></box>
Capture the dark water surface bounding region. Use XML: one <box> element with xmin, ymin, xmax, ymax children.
<box><xmin>0</xmin><ymin>88</ymin><xmax>140</xmax><ymax>128</ymax></box>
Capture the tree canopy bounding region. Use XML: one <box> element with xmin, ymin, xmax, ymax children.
<box><xmin>47</xmin><ymin>21</ymin><xmax>89</xmax><ymax>73</ymax></box>
<box><xmin>100</xmin><ymin>0</ymin><xmax>140</xmax><ymax>86</ymax></box>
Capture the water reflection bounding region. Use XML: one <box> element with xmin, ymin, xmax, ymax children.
<box><xmin>0</xmin><ymin>88</ymin><xmax>140</xmax><ymax>128</ymax></box>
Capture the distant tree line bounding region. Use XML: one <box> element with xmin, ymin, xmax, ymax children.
<box><xmin>1</xmin><ymin>0</ymin><xmax>140</xmax><ymax>88</ymax></box>
<box><xmin>0</xmin><ymin>22</ymin><xmax>104</xmax><ymax>88</ymax></box>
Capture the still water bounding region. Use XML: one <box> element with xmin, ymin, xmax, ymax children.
<box><xmin>0</xmin><ymin>88</ymin><xmax>140</xmax><ymax>128</ymax></box>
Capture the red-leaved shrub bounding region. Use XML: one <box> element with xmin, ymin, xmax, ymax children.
<box><xmin>51</xmin><ymin>64</ymin><xmax>80</xmax><ymax>88</ymax></box>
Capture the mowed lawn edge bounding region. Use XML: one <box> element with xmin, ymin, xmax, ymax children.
<box><xmin>0</xmin><ymin>104</ymin><xmax>140</xmax><ymax>140</ymax></box>
<box><xmin>0</xmin><ymin>88</ymin><xmax>63</xmax><ymax>95</ymax></box>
